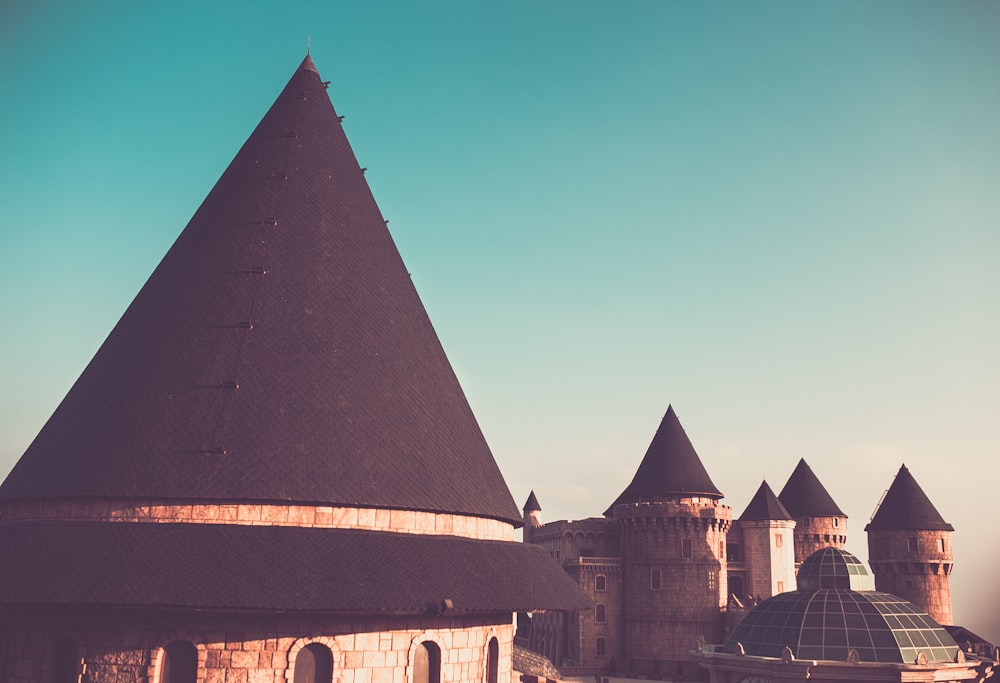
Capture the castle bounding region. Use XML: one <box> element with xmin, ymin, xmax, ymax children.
<box><xmin>521</xmin><ymin>405</ymin><xmax>964</xmax><ymax>679</ymax></box>
<box><xmin>0</xmin><ymin>55</ymin><xmax>587</xmax><ymax>683</ymax></box>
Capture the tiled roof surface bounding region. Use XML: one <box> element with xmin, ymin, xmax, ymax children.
<box><xmin>512</xmin><ymin>645</ymin><xmax>562</xmax><ymax>680</ymax></box>
<box><xmin>777</xmin><ymin>458</ymin><xmax>846</xmax><ymax>518</ymax></box>
<box><xmin>865</xmin><ymin>465</ymin><xmax>953</xmax><ymax>532</ymax></box>
<box><xmin>523</xmin><ymin>491</ymin><xmax>541</xmax><ymax>512</ymax></box>
<box><xmin>0</xmin><ymin>56</ymin><xmax>521</xmax><ymax>524</ymax></box>
<box><xmin>606</xmin><ymin>405</ymin><xmax>723</xmax><ymax>511</ymax></box>
<box><xmin>0</xmin><ymin>521</ymin><xmax>592</xmax><ymax>613</ymax></box>
<box><xmin>738</xmin><ymin>480</ymin><xmax>793</xmax><ymax>522</ymax></box>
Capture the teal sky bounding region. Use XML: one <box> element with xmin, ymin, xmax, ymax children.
<box><xmin>2</xmin><ymin>1</ymin><xmax>998</xmax><ymax>639</ymax></box>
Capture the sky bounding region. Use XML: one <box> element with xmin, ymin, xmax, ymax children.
<box><xmin>1</xmin><ymin>0</ymin><xmax>998</xmax><ymax>641</ymax></box>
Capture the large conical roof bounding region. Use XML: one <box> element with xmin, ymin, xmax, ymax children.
<box><xmin>738</xmin><ymin>480</ymin><xmax>793</xmax><ymax>522</ymax></box>
<box><xmin>0</xmin><ymin>55</ymin><xmax>521</xmax><ymax>525</ymax></box>
<box><xmin>865</xmin><ymin>465</ymin><xmax>953</xmax><ymax>532</ymax></box>
<box><xmin>778</xmin><ymin>458</ymin><xmax>846</xmax><ymax>518</ymax></box>
<box><xmin>606</xmin><ymin>405</ymin><xmax>722</xmax><ymax>512</ymax></box>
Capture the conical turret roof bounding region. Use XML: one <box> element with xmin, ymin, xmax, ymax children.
<box><xmin>865</xmin><ymin>465</ymin><xmax>953</xmax><ymax>532</ymax></box>
<box><xmin>738</xmin><ymin>480</ymin><xmax>793</xmax><ymax>522</ymax></box>
<box><xmin>606</xmin><ymin>405</ymin><xmax>722</xmax><ymax>512</ymax></box>
<box><xmin>0</xmin><ymin>55</ymin><xmax>521</xmax><ymax>525</ymax></box>
<box><xmin>523</xmin><ymin>490</ymin><xmax>541</xmax><ymax>512</ymax></box>
<box><xmin>778</xmin><ymin>458</ymin><xmax>845</xmax><ymax>518</ymax></box>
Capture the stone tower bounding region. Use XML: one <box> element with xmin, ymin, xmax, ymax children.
<box><xmin>523</xmin><ymin>490</ymin><xmax>543</xmax><ymax>538</ymax></box>
<box><xmin>735</xmin><ymin>480</ymin><xmax>796</xmax><ymax>599</ymax></box>
<box><xmin>865</xmin><ymin>464</ymin><xmax>955</xmax><ymax>625</ymax></box>
<box><xmin>605</xmin><ymin>405</ymin><xmax>731</xmax><ymax>676</ymax></box>
<box><xmin>778</xmin><ymin>458</ymin><xmax>847</xmax><ymax>566</ymax></box>
<box><xmin>0</xmin><ymin>54</ymin><xmax>587</xmax><ymax>683</ymax></box>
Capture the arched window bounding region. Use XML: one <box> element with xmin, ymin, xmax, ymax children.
<box><xmin>595</xmin><ymin>574</ymin><xmax>607</xmax><ymax>592</ymax></box>
<box><xmin>294</xmin><ymin>643</ymin><xmax>333</xmax><ymax>683</ymax></box>
<box><xmin>53</xmin><ymin>636</ymin><xmax>78</xmax><ymax>683</ymax></box>
<box><xmin>413</xmin><ymin>641</ymin><xmax>441</xmax><ymax>683</ymax></box>
<box><xmin>486</xmin><ymin>637</ymin><xmax>499</xmax><ymax>683</ymax></box>
<box><xmin>595</xmin><ymin>604</ymin><xmax>606</xmax><ymax>623</ymax></box>
<box><xmin>162</xmin><ymin>641</ymin><xmax>197</xmax><ymax>683</ymax></box>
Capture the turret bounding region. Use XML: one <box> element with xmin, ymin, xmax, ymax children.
<box><xmin>522</xmin><ymin>490</ymin><xmax>542</xmax><ymax>540</ymax></box>
<box><xmin>865</xmin><ymin>464</ymin><xmax>954</xmax><ymax>625</ymax></box>
<box><xmin>777</xmin><ymin>458</ymin><xmax>847</xmax><ymax>566</ymax></box>
<box><xmin>734</xmin><ymin>481</ymin><xmax>796</xmax><ymax>599</ymax></box>
<box><xmin>606</xmin><ymin>405</ymin><xmax>730</xmax><ymax>677</ymax></box>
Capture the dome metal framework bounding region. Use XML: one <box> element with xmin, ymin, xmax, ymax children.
<box><xmin>726</xmin><ymin>548</ymin><xmax>958</xmax><ymax>664</ymax></box>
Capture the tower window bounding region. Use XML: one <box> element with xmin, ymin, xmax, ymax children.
<box><xmin>595</xmin><ymin>574</ymin><xmax>607</xmax><ymax>592</ymax></box>
<box><xmin>487</xmin><ymin>637</ymin><xmax>499</xmax><ymax>683</ymax></box>
<box><xmin>596</xmin><ymin>604</ymin><xmax>607</xmax><ymax>623</ymax></box>
<box><xmin>833</xmin><ymin>518</ymin><xmax>839</xmax><ymax>527</ymax></box>
<box><xmin>777</xmin><ymin>580</ymin><xmax>785</xmax><ymax>593</ymax></box>
<box><xmin>720</xmin><ymin>541</ymin><xmax>725</xmax><ymax>559</ymax></box>
<box><xmin>775</xmin><ymin>534</ymin><xmax>783</xmax><ymax>547</ymax></box>
<box><xmin>708</xmin><ymin>570</ymin><xmax>717</xmax><ymax>590</ymax></box>
<box><xmin>939</xmin><ymin>538</ymin><xmax>945</xmax><ymax>553</ymax></box>
<box><xmin>682</xmin><ymin>538</ymin><xmax>693</xmax><ymax>559</ymax></box>
<box><xmin>596</xmin><ymin>637</ymin><xmax>607</xmax><ymax>657</ymax></box>
<box><xmin>650</xmin><ymin>568</ymin><xmax>662</xmax><ymax>591</ymax></box>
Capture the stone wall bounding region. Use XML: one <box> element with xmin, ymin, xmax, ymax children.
<box><xmin>0</xmin><ymin>499</ymin><xmax>513</xmax><ymax>541</ymax></box>
<box><xmin>868</xmin><ymin>529</ymin><xmax>954</xmax><ymax>625</ymax></box>
<box><xmin>0</xmin><ymin>610</ymin><xmax>514</xmax><ymax>683</ymax></box>
<box><xmin>791</xmin><ymin>515</ymin><xmax>847</xmax><ymax>566</ymax></box>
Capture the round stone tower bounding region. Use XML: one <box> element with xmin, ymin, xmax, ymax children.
<box><xmin>605</xmin><ymin>405</ymin><xmax>731</xmax><ymax>677</ymax></box>
<box><xmin>777</xmin><ymin>458</ymin><xmax>847</xmax><ymax>567</ymax></box>
<box><xmin>522</xmin><ymin>490</ymin><xmax>543</xmax><ymax>542</ymax></box>
<box><xmin>865</xmin><ymin>464</ymin><xmax>955</xmax><ymax>625</ymax></box>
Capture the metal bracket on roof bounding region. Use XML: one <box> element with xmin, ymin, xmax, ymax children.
<box><xmin>322</xmin><ymin>81</ymin><xmax>331</xmax><ymax>89</ymax></box>
<box><xmin>266</xmin><ymin>172</ymin><xmax>288</xmax><ymax>181</ymax></box>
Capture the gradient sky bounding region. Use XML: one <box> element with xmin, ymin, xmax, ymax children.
<box><xmin>2</xmin><ymin>1</ymin><xmax>998</xmax><ymax>641</ymax></box>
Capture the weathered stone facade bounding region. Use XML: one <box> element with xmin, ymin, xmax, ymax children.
<box><xmin>868</xmin><ymin>528</ymin><xmax>954</xmax><ymax>625</ymax></box>
<box><xmin>1</xmin><ymin>611</ymin><xmax>513</xmax><ymax>683</ymax></box>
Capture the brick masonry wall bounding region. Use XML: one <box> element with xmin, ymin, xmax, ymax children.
<box><xmin>0</xmin><ymin>499</ymin><xmax>513</xmax><ymax>541</ymax></box>
<box><xmin>0</xmin><ymin>610</ymin><xmax>514</xmax><ymax>683</ymax></box>
<box><xmin>791</xmin><ymin>515</ymin><xmax>847</xmax><ymax>565</ymax></box>
<box><xmin>868</xmin><ymin>529</ymin><xmax>954</xmax><ymax>625</ymax></box>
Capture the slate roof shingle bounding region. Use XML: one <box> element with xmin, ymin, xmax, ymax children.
<box><xmin>865</xmin><ymin>465</ymin><xmax>953</xmax><ymax>532</ymax></box>
<box><xmin>777</xmin><ymin>458</ymin><xmax>846</xmax><ymax>518</ymax></box>
<box><xmin>0</xmin><ymin>55</ymin><xmax>521</xmax><ymax>525</ymax></box>
<box><xmin>0</xmin><ymin>521</ymin><xmax>592</xmax><ymax>613</ymax></box>
<box><xmin>738</xmin><ymin>480</ymin><xmax>793</xmax><ymax>522</ymax></box>
<box><xmin>606</xmin><ymin>405</ymin><xmax>723</xmax><ymax>513</ymax></box>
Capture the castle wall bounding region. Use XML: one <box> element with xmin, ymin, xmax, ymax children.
<box><xmin>0</xmin><ymin>610</ymin><xmax>513</xmax><ymax>683</ymax></box>
<box><xmin>791</xmin><ymin>515</ymin><xmax>846</xmax><ymax>565</ymax></box>
<box><xmin>868</xmin><ymin>529</ymin><xmax>954</xmax><ymax>625</ymax></box>
<box><xmin>612</xmin><ymin>500</ymin><xmax>731</xmax><ymax>670</ymax></box>
<box><xmin>0</xmin><ymin>499</ymin><xmax>513</xmax><ymax>541</ymax></box>
<box><xmin>738</xmin><ymin>520</ymin><xmax>796</xmax><ymax>599</ymax></box>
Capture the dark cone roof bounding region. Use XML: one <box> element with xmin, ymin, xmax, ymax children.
<box><xmin>523</xmin><ymin>490</ymin><xmax>541</xmax><ymax>512</ymax></box>
<box><xmin>738</xmin><ymin>480</ymin><xmax>793</xmax><ymax>522</ymax></box>
<box><xmin>778</xmin><ymin>458</ymin><xmax>846</xmax><ymax>518</ymax></box>
<box><xmin>606</xmin><ymin>405</ymin><xmax>722</xmax><ymax>512</ymax></box>
<box><xmin>0</xmin><ymin>521</ymin><xmax>592</xmax><ymax>613</ymax></box>
<box><xmin>865</xmin><ymin>465</ymin><xmax>954</xmax><ymax>532</ymax></box>
<box><xmin>0</xmin><ymin>56</ymin><xmax>521</xmax><ymax>524</ymax></box>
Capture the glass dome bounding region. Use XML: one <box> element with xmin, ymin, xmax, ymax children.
<box><xmin>725</xmin><ymin>549</ymin><xmax>958</xmax><ymax>664</ymax></box>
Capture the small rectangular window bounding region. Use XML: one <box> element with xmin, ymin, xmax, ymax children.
<box><xmin>775</xmin><ymin>534</ymin><xmax>783</xmax><ymax>547</ymax></box>
<box><xmin>777</xmin><ymin>580</ymin><xmax>785</xmax><ymax>593</ymax></box>
<box><xmin>596</xmin><ymin>637</ymin><xmax>606</xmax><ymax>657</ymax></box>
<box><xmin>938</xmin><ymin>538</ymin><xmax>945</xmax><ymax>553</ymax></box>
<box><xmin>708</xmin><ymin>570</ymin><xmax>716</xmax><ymax>590</ymax></box>
<box><xmin>719</xmin><ymin>541</ymin><xmax>725</xmax><ymax>559</ymax></box>
<box><xmin>650</xmin><ymin>568</ymin><xmax>662</xmax><ymax>591</ymax></box>
<box><xmin>682</xmin><ymin>538</ymin><xmax>693</xmax><ymax>559</ymax></box>
<box><xmin>596</xmin><ymin>603</ymin><xmax>606</xmax><ymax>623</ymax></box>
